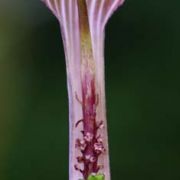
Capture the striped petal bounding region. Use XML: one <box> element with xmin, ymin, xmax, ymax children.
<box><xmin>41</xmin><ymin>1</ymin><xmax>124</xmax><ymax>180</ymax></box>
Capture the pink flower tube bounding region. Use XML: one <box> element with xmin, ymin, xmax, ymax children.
<box><xmin>41</xmin><ymin>0</ymin><xmax>124</xmax><ymax>179</ymax></box>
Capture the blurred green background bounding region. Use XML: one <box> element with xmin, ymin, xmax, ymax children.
<box><xmin>0</xmin><ymin>0</ymin><xmax>179</xmax><ymax>180</ymax></box>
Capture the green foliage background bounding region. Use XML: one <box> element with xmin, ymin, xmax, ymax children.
<box><xmin>0</xmin><ymin>0</ymin><xmax>179</xmax><ymax>180</ymax></box>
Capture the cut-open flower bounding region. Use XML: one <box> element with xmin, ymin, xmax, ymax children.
<box><xmin>41</xmin><ymin>0</ymin><xmax>125</xmax><ymax>179</ymax></box>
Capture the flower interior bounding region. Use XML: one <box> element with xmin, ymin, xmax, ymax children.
<box><xmin>41</xmin><ymin>0</ymin><xmax>125</xmax><ymax>179</ymax></box>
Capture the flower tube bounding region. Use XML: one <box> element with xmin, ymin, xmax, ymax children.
<box><xmin>41</xmin><ymin>0</ymin><xmax>124</xmax><ymax>179</ymax></box>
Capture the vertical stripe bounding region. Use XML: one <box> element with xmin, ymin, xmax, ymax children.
<box><xmin>42</xmin><ymin>0</ymin><xmax>124</xmax><ymax>32</ymax></box>
<box><xmin>103</xmin><ymin>0</ymin><xmax>125</xmax><ymax>27</ymax></box>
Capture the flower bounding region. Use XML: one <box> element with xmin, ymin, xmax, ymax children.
<box><xmin>41</xmin><ymin>0</ymin><xmax>125</xmax><ymax>179</ymax></box>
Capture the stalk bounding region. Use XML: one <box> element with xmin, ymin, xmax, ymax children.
<box><xmin>41</xmin><ymin>0</ymin><xmax>125</xmax><ymax>179</ymax></box>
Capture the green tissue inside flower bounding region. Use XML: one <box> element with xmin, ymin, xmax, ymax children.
<box><xmin>79</xmin><ymin>173</ymin><xmax>105</xmax><ymax>180</ymax></box>
<box><xmin>87</xmin><ymin>174</ymin><xmax>105</xmax><ymax>180</ymax></box>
